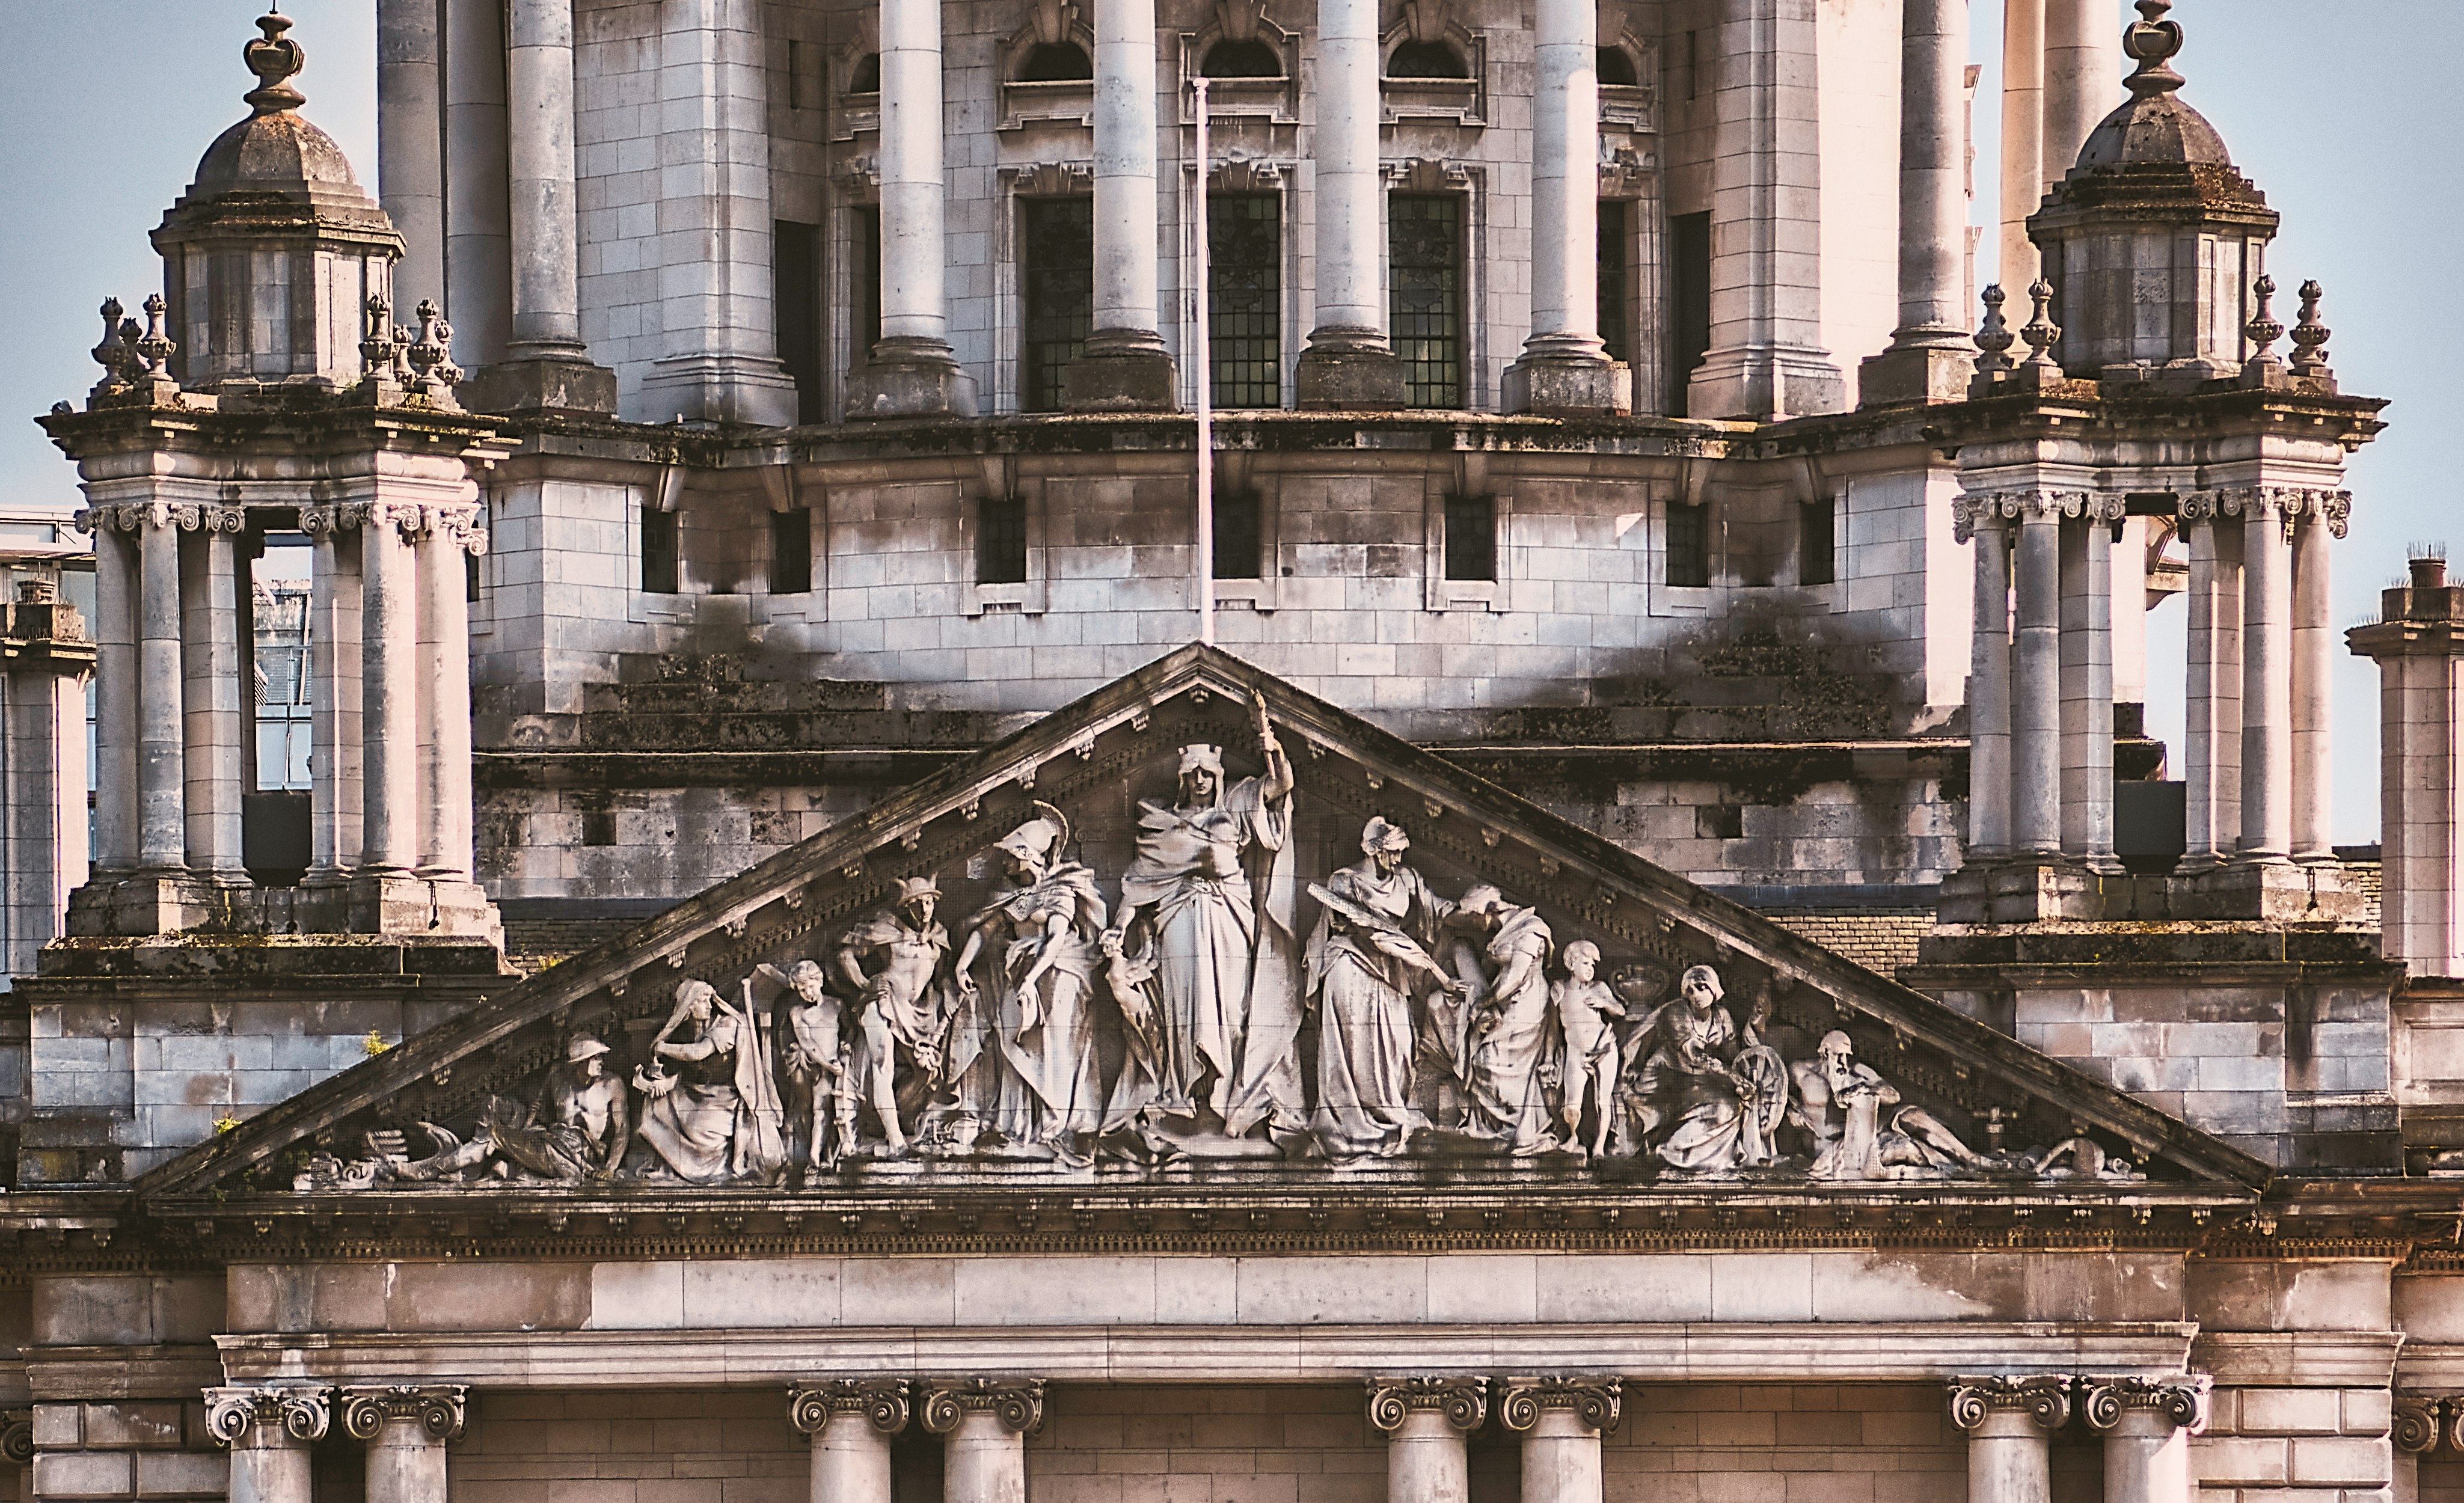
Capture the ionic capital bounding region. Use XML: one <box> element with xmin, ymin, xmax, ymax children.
<box><xmin>204</xmin><ymin>1385</ymin><xmax>333</xmax><ymax>1446</ymax></box>
<box><xmin>2392</xmin><ymin>1392</ymin><xmax>2443</xmax><ymax>1455</ymax></box>
<box><xmin>918</xmin><ymin>1379</ymin><xmax>1043</xmax><ymax>1437</ymax></box>
<box><xmin>1948</xmin><ymin>1375</ymin><xmax>2071</xmax><ymax>1432</ymax></box>
<box><xmin>1</xmin><ymin>1408</ymin><xmax>30</xmax><ymax>1466</ymax></box>
<box><xmin>1365</xmin><ymin>1377</ymin><xmax>1488</xmax><ymax>1435</ymax></box>
<box><xmin>337</xmin><ymin>1385</ymin><xmax>466</xmax><ymax>1444</ymax></box>
<box><xmin>201</xmin><ymin>503</ymin><xmax>247</xmax><ymax>534</ymax></box>
<box><xmin>1495</xmin><ymin>1377</ymin><xmax>1622</xmax><ymax>1435</ymax></box>
<box><xmin>2080</xmin><ymin>1376</ymin><xmax>2208</xmax><ymax>1434</ymax></box>
<box><xmin>790</xmin><ymin>1379</ymin><xmax>910</xmax><ymax>1438</ymax></box>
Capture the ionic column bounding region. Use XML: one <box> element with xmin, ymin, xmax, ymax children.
<box><xmin>87</xmin><ymin>513</ymin><xmax>139</xmax><ymax>874</ymax></box>
<box><xmin>1966</xmin><ymin>506</ymin><xmax>2014</xmax><ymax>858</ymax></box>
<box><xmin>2240</xmin><ymin>494</ymin><xmax>2294</xmax><ymax>862</ymax></box>
<box><xmin>1296</xmin><ymin>0</ymin><xmax>1406</xmax><ymax>409</ymax></box>
<box><xmin>377</xmin><ymin>0</ymin><xmax>446</xmax><ymax>316</ymax></box>
<box><xmin>921</xmin><ymin>1380</ymin><xmax>1042</xmax><ymax>1503</ymax></box>
<box><xmin>789</xmin><ymin>1380</ymin><xmax>909</xmax><ymax>1503</ymax></box>
<box><xmin>2083</xmin><ymin>1378</ymin><xmax>2207</xmax><ymax>1503</ymax></box>
<box><xmin>339</xmin><ymin>1385</ymin><xmax>466</xmax><ymax>1503</ymax></box>
<box><xmin>1860</xmin><ymin>0</ymin><xmax>1974</xmax><ymax>405</ymax></box>
<box><xmin>207</xmin><ymin>1386</ymin><xmax>331</xmax><ymax>1503</ymax></box>
<box><xmin>1999</xmin><ymin>0</ymin><xmax>2046</xmax><ymax>289</ymax></box>
<box><xmin>414</xmin><ymin>511</ymin><xmax>477</xmax><ymax>881</ymax></box>
<box><xmin>2290</xmin><ymin>495</ymin><xmax>2341</xmax><ymax>861</ymax></box>
<box><xmin>1507</xmin><ymin>0</ymin><xmax>1622</xmax><ymax>415</ymax></box>
<box><xmin>2059</xmin><ymin>500</ymin><xmax>2118</xmax><ymax>870</ymax></box>
<box><xmin>136</xmin><ymin>504</ymin><xmax>188</xmax><ymax>873</ymax></box>
<box><xmin>1949</xmin><ymin>1377</ymin><xmax>2071</xmax><ymax>1503</ymax></box>
<box><xmin>850</xmin><ymin>0</ymin><xmax>976</xmax><ymax>418</ymax></box>
<box><xmin>181</xmin><ymin>505</ymin><xmax>247</xmax><ymax>881</ymax></box>
<box><xmin>302</xmin><ymin>508</ymin><xmax>364</xmax><ymax>881</ymax></box>
<box><xmin>1367</xmin><ymin>1379</ymin><xmax>1486</xmax><ymax>1503</ymax></box>
<box><xmin>360</xmin><ymin>504</ymin><xmax>420</xmax><ymax>874</ymax></box>
<box><xmin>2011</xmin><ymin>498</ymin><xmax>2064</xmax><ymax>856</ymax></box>
<box><xmin>2181</xmin><ymin>497</ymin><xmax>2243</xmax><ymax>868</ymax></box>
<box><xmin>2041</xmin><ymin>0</ymin><xmax>2119</xmax><ymax>185</ymax></box>
<box><xmin>1499</xmin><ymin>1379</ymin><xmax>1622</xmax><ymax>1503</ymax></box>
<box><xmin>1067</xmin><ymin>0</ymin><xmax>1175</xmax><ymax>409</ymax></box>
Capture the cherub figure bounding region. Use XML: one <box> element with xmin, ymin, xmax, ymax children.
<box><xmin>1551</xmin><ymin>941</ymin><xmax>1627</xmax><ymax>1158</ymax></box>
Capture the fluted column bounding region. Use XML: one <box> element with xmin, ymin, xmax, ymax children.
<box><xmin>789</xmin><ymin>1380</ymin><xmax>909</xmax><ymax>1503</ymax></box>
<box><xmin>1067</xmin><ymin>0</ymin><xmax>1175</xmax><ymax>409</ymax></box>
<box><xmin>88</xmin><ymin>515</ymin><xmax>139</xmax><ymax>874</ymax></box>
<box><xmin>2084</xmin><ymin>1379</ymin><xmax>2206</xmax><ymax>1503</ymax></box>
<box><xmin>2241</xmin><ymin>494</ymin><xmax>2294</xmax><ymax>862</ymax></box>
<box><xmin>378</xmin><ymin>0</ymin><xmax>446</xmax><ymax>316</ymax></box>
<box><xmin>1296</xmin><ymin>0</ymin><xmax>1406</xmax><ymax>408</ymax></box>
<box><xmin>2059</xmin><ymin>498</ymin><xmax>2119</xmax><ymax>871</ymax></box>
<box><xmin>849</xmin><ymin>0</ymin><xmax>976</xmax><ymax>418</ymax></box>
<box><xmin>340</xmin><ymin>1386</ymin><xmax>466</xmax><ymax>1503</ymax></box>
<box><xmin>1367</xmin><ymin>1379</ymin><xmax>1486</xmax><ymax>1503</ymax></box>
<box><xmin>136</xmin><ymin>504</ymin><xmax>187</xmax><ymax>873</ymax></box>
<box><xmin>1507</xmin><ymin>0</ymin><xmax>1623</xmax><ymax>415</ymax></box>
<box><xmin>2011</xmin><ymin>499</ymin><xmax>2064</xmax><ymax>856</ymax></box>
<box><xmin>1950</xmin><ymin>1377</ymin><xmax>2071</xmax><ymax>1503</ymax></box>
<box><xmin>2181</xmin><ymin>497</ymin><xmax>2243</xmax><ymax>868</ymax></box>
<box><xmin>415</xmin><ymin>510</ymin><xmax>477</xmax><ymax>880</ymax></box>
<box><xmin>2291</xmin><ymin>495</ymin><xmax>2343</xmax><ymax>861</ymax></box>
<box><xmin>359</xmin><ymin>503</ymin><xmax>419</xmax><ymax>874</ymax></box>
<box><xmin>181</xmin><ymin>504</ymin><xmax>247</xmax><ymax>880</ymax></box>
<box><xmin>1860</xmin><ymin>0</ymin><xmax>1973</xmax><ymax>404</ymax></box>
<box><xmin>207</xmin><ymin>1386</ymin><xmax>331</xmax><ymax>1503</ymax></box>
<box><xmin>1499</xmin><ymin>1380</ymin><xmax>1622</xmax><ymax>1503</ymax></box>
<box><xmin>921</xmin><ymin>1380</ymin><xmax>1042</xmax><ymax>1503</ymax></box>
<box><xmin>1966</xmin><ymin>507</ymin><xmax>2014</xmax><ymax>857</ymax></box>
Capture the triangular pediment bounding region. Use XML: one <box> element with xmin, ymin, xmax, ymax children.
<box><xmin>141</xmin><ymin>646</ymin><xmax>2269</xmax><ymax>1210</ymax></box>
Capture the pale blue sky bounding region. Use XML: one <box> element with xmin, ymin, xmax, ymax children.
<box><xmin>1</xmin><ymin>1</ymin><xmax>2448</xmax><ymax>843</ymax></box>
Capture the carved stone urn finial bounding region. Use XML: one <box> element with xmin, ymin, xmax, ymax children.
<box><xmin>244</xmin><ymin>11</ymin><xmax>308</xmax><ymax>115</ymax></box>
<box><xmin>2124</xmin><ymin>0</ymin><xmax>2184</xmax><ymax>97</ymax></box>
<box><xmin>2245</xmin><ymin>275</ymin><xmax>2283</xmax><ymax>365</ymax></box>
<box><xmin>2020</xmin><ymin>278</ymin><xmax>2063</xmax><ymax>370</ymax></box>
<box><xmin>2290</xmin><ymin>280</ymin><xmax>2333</xmax><ymax>378</ymax></box>
<box><xmin>1974</xmin><ymin>284</ymin><xmax>2015</xmax><ymax>377</ymax></box>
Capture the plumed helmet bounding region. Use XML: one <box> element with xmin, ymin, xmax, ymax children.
<box><xmin>566</xmin><ymin>1035</ymin><xmax>613</xmax><ymax>1064</ymax></box>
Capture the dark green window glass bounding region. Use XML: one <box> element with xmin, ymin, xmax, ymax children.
<box><xmin>1210</xmin><ymin>193</ymin><xmax>1281</xmax><ymax>408</ymax></box>
<box><xmin>1022</xmin><ymin>197</ymin><xmax>1093</xmax><ymax>412</ymax></box>
<box><xmin>1390</xmin><ymin>194</ymin><xmax>1463</xmax><ymax>409</ymax></box>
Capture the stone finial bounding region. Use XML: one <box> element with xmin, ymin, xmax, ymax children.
<box><xmin>2020</xmin><ymin>278</ymin><xmax>2062</xmax><ymax>370</ymax></box>
<box><xmin>2245</xmin><ymin>275</ymin><xmax>2284</xmax><ymax>365</ymax></box>
<box><xmin>2123</xmin><ymin>0</ymin><xmax>2184</xmax><ymax>97</ymax></box>
<box><xmin>405</xmin><ymin>300</ymin><xmax>466</xmax><ymax>405</ymax></box>
<box><xmin>136</xmin><ymin>294</ymin><xmax>177</xmax><ymax>378</ymax></box>
<box><xmin>244</xmin><ymin>11</ymin><xmax>308</xmax><ymax>115</ymax></box>
<box><xmin>1975</xmin><ymin>285</ymin><xmax>2015</xmax><ymax>376</ymax></box>
<box><xmin>2290</xmin><ymin>280</ymin><xmax>2332</xmax><ymax>379</ymax></box>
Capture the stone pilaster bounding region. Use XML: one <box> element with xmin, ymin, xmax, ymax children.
<box><xmin>2083</xmin><ymin>1377</ymin><xmax>2207</xmax><ymax>1503</ymax></box>
<box><xmin>1498</xmin><ymin>1379</ymin><xmax>1622</xmax><ymax>1503</ymax></box>
<box><xmin>921</xmin><ymin>1380</ymin><xmax>1042</xmax><ymax>1503</ymax></box>
<box><xmin>791</xmin><ymin>1380</ymin><xmax>910</xmax><ymax>1503</ymax></box>
<box><xmin>1951</xmin><ymin>1374</ymin><xmax>2071</xmax><ymax>1503</ymax></box>
<box><xmin>1366</xmin><ymin>1379</ymin><xmax>1487</xmax><ymax>1503</ymax></box>
<box><xmin>207</xmin><ymin>1385</ymin><xmax>332</xmax><ymax>1503</ymax></box>
<box><xmin>340</xmin><ymin>1385</ymin><xmax>466</xmax><ymax>1503</ymax></box>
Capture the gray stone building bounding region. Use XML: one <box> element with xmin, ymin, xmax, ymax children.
<box><xmin>8</xmin><ymin>7</ymin><xmax>2464</xmax><ymax>1503</ymax></box>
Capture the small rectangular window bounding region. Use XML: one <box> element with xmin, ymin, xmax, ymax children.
<box><xmin>642</xmin><ymin>504</ymin><xmax>679</xmax><ymax>595</ymax></box>
<box><xmin>1390</xmin><ymin>194</ymin><xmax>1464</xmax><ymax>409</ymax></box>
<box><xmin>787</xmin><ymin>39</ymin><xmax>809</xmax><ymax>110</ymax></box>
<box><xmin>1597</xmin><ymin>199</ymin><xmax>1631</xmax><ymax>367</ymax></box>
<box><xmin>770</xmin><ymin>507</ymin><xmax>813</xmax><ymax>595</ymax></box>
<box><xmin>1800</xmin><ymin>496</ymin><xmax>1836</xmax><ymax>586</ymax></box>
<box><xmin>774</xmin><ymin>219</ymin><xmax>824</xmax><ymax>424</ymax></box>
<box><xmin>1444</xmin><ymin>492</ymin><xmax>1497</xmax><ymax>582</ymax></box>
<box><xmin>851</xmin><ymin>204</ymin><xmax>881</xmax><ymax>365</ymax></box>
<box><xmin>1213</xmin><ymin>489</ymin><xmax>1263</xmax><ymax>580</ymax></box>
<box><xmin>1670</xmin><ymin>211</ymin><xmax>1713</xmax><ymax>416</ymax></box>
<box><xmin>1666</xmin><ymin>502</ymin><xmax>1709</xmax><ymax>589</ymax></box>
<box><xmin>1210</xmin><ymin>192</ymin><xmax>1282</xmax><ymax>408</ymax></box>
<box><xmin>976</xmin><ymin>495</ymin><xmax>1028</xmax><ymax>586</ymax></box>
<box><xmin>1021</xmin><ymin>197</ymin><xmax>1094</xmax><ymax>412</ymax></box>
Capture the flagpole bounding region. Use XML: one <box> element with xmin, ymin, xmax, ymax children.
<box><xmin>1192</xmin><ymin>76</ymin><xmax>1215</xmax><ymax>647</ymax></box>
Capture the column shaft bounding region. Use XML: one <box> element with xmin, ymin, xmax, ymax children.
<box><xmin>2059</xmin><ymin>512</ymin><xmax>2116</xmax><ymax>868</ymax></box>
<box><xmin>1998</xmin><ymin>0</ymin><xmax>2045</xmax><ymax>288</ymax></box>
<box><xmin>2290</xmin><ymin>511</ymin><xmax>2334</xmax><ymax>860</ymax></box>
<box><xmin>1968</xmin><ymin>517</ymin><xmax>2012</xmax><ymax>857</ymax></box>
<box><xmin>2240</xmin><ymin>503</ymin><xmax>2293</xmax><ymax>861</ymax></box>
<box><xmin>180</xmin><ymin>519</ymin><xmax>245</xmax><ymax>878</ymax></box>
<box><xmin>1967</xmin><ymin>1412</ymin><xmax>2054</xmax><ymax>1503</ymax></box>
<box><xmin>364</xmin><ymin>1420</ymin><xmax>448</xmax><ymax>1503</ymax></box>
<box><xmin>378</xmin><ymin>0</ymin><xmax>447</xmax><ymax>317</ymax></box>
<box><xmin>1092</xmin><ymin>0</ymin><xmax>1160</xmax><ymax>339</ymax></box>
<box><xmin>91</xmin><ymin>521</ymin><xmax>139</xmax><ymax>873</ymax></box>
<box><xmin>415</xmin><ymin>523</ymin><xmax>474</xmax><ymax>880</ymax></box>
<box><xmin>228</xmin><ymin>1431</ymin><xmax>314</xmax><ymax>1503</ymax></box>
<box><xmin>877</xmin><ymin>0</ymin><xmax>947</xmax><ymax>347</ymax></box>
<box><xmin>942</xmin><ymin>1410</ymin><xmax>1026</xmax><ymax>1503</ymax></box>
<box><xmin>2183</xmin><ymin>515</ymin><xmax>2243</xmax><ymax>866</ymax></box>
<box><xmin>1892</xmin><ymin>0</ymin><xmax>1970</xmax><ymax>341</ymax></box>
<box><xmin>2041</xmin><ymin>0</ymin><xmax>2119</xmax><ymax>185</ymax></box>
<box><xmin>809</xmin><ymin>1410</ymin><xmax>893</xmax><ymax>1503</ymax></box>
<box><xmin>1387</xmin><ymin>1408</ymin><xmax>1470</xmax><ymax>1503</ymax></box>
<box><xmin>360</xmin><ymin>511</ymin><xmax>418</xmax><ymax>874</ymax></box>
<box><xmin>136</xmin><ymin>514</ymin><xmax>186</xmax><ymax>872</ymax></box>
<box><xmin>306</xmin><ymin>520</ymin><xmax>364</xmax><ymax>880</ymax></box>
<box><xmin>1518</xmin><ymin>1409</ymin><xmax>1603</xmax><ymax>1503</ymax></box>
<box><xmin>442</xmin><ymin>0</ymin><xmax>513</xmax><ymax>367</ymax></box>
<box><xmin>2102</xmin><ymin>1411</ymin><xmax>2192</xmax><ymax>1503</ymax></box>
<box><xmin>504</xmin><ymin>0</ymin><xmax>584</xmax><ymax>353</ymax></box>
<box><xmin>2011</xmin><ymin>507</ymin><xmax>2064</xmax><ymax>855</ymax></box>
<box><xmin>1527</xmin><ymin>0</ymin><xmax>1601</xmax><ymax>346</ymax></box>
<box><xmin>1294</xmin><ymin>0</ymin><xmax>1406</xmax><ymax>407</ymax></box>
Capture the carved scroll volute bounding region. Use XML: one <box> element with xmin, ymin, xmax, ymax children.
<box><xmin>206</xmin><ymin>1385</ymin><xmax>334</xmax><ymax>1446</ymax></box>
<box><xmin>1948</xmin><ymin>1376</ymin><xmax>2073</xmax><ymax>1433</ymax></box>
<box><xmin>2392</xmin><ymin>1394</ymin><xmax>2444</xmax><ymax>1456</ymax></box>
<box><xmin>919</xmin><ymin>1379</ymin><xmax>1044</xmax><ymax>1437</ymax></box>
<box><xmin>791</xmin><ymin>1380</ymin><xmax>913</xmax><ymax>1437</ymax></box>
<box><xmin>1365</xmin><ymin>1377</ymin><xmax>1488</xmax><ymax>1434</ymax></box>
<box><xmin>338</xmin><ymin>1385</ymin><xmax>468</xmax><ymax>1444</ymax></box>
<box><xmin>2080</xmin><ymin>1376</ymin><xmax>2209</xmax><ymax>1434</ymax></box>
<box><xmin>1495</xmin><ymin>1377</ymin><xmax>1623</xmax><ymax>1435</ymax></box>
<box><xmin>1</xmin><ymin>1409</ymin><xmax>32</xmax><ymax>1466</ymax></box>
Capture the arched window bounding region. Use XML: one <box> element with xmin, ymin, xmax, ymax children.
<box><xmin>1386</xmin><ymin>39</ymin><xmax>1469</xmax><ymax>79</ymax></box>
<box><xmin>1018</xmin><ymin>41</ymin><xmax>1094</xmax><ymax>81</ymax></box>
<box><xmin>1201</xmin><ymin>38</ymin><xmax>1283</xmax><ymax>78</ymax></box>
<box><xmin>1596</xmin><ymin>46</ymin><xmax>1638</xmax><ymax>86</ymax></box>
<box><xmin>846</xmin><ymin>52</ymin><xmax>880</xmax><ymax>93</ymax></box>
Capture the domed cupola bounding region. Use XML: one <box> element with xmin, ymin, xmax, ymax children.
<box><xmin>151</xmin><ymin>11</ymin><xmax>405</xmax><ymax>393</ymax></box>
<box><xmin>2025</xmin><ymin>0</ymin><xmax>2278</xmax><ymax>387</ymax></box>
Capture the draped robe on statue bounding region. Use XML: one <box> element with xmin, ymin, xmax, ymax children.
<box><xmin>967</xmin><ymin>865</ymin><xmax>1106</xmax><ymax>1153</ymax></box>
<box><xmin>635</xmin><ymin>996</ymin><xmax>785</xmax><ymax>1184</ymax></box>
<box><xmin>1462</xmin><ymin>904</ymin><xmax>1560</xmax><ymax>1153</ymax></box>
<box><xmin>1304</xmin><ymin>862</ymin><xmax>1457</xmax><ymax>1157</ymax></box>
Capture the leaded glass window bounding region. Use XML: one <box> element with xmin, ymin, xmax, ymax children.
<box><xmin>1022</xmin><ymin>197</ymin><xmax>1093</xmax><ymax>412</ymax></box>
<box><xmin>1210</xmin><ymin>192</ymin><xmax>1281</xmax><ymax>408</ymax></box>
<box><xmin>1390</xmin><ymin>194</ymin><xmax>1464</xmax><ymax>409</ymax></box>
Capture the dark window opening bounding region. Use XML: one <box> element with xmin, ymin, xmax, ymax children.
<box><xmin>1697</xmin><ymin>804</ymin><xmax>1743</xmax><ymax>840</ymax></box>
<box><xmin>1670</xmin><ymin>210</ymin><xmax>1712</xmax><ymax>415</ymax></box>
<box><xmin>1210</xmin><ymin>192</ymin><xmax>1281</xmax><ymax>408</ymax></box>
<box><xmin>773</xmin><ymin>219</ymin><xmax>824</xmax><ymax>423</ymax></box>
<box><xmin>1202</xmin><ymin>38</ymin><xmax>1283</xmax><ymax>77</ymax></box>
<box><xmin>1214</xmin><ymin>488</ymin><xmax>1263</xmax><ymax>580</ymax></box>
<box><xmin>1685</xmin><ymin>30</ymin><xmax>1703</xmax><ymax>99</ymax></box>
<box><xmin>770</xmin><ymin>507</ymin><xmax>813</xmax><ymax>595</ymax></box>
<box><xmin>1019</xmin><ymin>42</ymin><xmax>1093</xmax><ymax>81</ymax></box>
<box><xmin>851</xmin><ymin>203</ymin><xmax>882</xmax><ymax>364</ymax></box>
<box><xmin>1597</xmin><ymin>199</ymin><xmax>1631</xmax><ymax>368</ymax></box>
<box><xmin>787</xmin><ymin>39</ymin><xmax>811</xmax><ymax>109</ymax></box>
<box><xmin>1444</xmin><ymin>492</ymin><xmax>1497</xmax><ymax>581</ymax></box>
<box><xmin>1597</xmin><ymin>46</ymin><xmax>1639</xmax><ymax>86</ymax></box>
<box><xmin>642</xmin><ymin>504</ymin><xmax>679</xmax><ymax>595</ymax></box>
<box><xmin>1387</xmin><ymin>40</ymin><xmax>1470</xmax><ymax>78</ymax></box>
<box><xmin>1022</xmin><ymin>197</ymin><xmax>1094</xmax><ymax>412</ymax></box>
<box><xmin>581</xmin><ymin>806</ymin><xmax>618</xmax><ymax>847</ymax></box>
<box><xmin>847</xmin><ymin>52</ymin><xmax>880</xmax><ymax>94</ymax></box>
<box><xmin>977</xmin><ymin>494</ymin><xmax>1028</xmax><ymax>586</ymax></box>
<box><xmin>465</xmin><ymin>550</ymin><xmax>481</xmax><ymax>603</ymax></box>
<box><xmin>1800</xmin><ymin>496</ymin><xmax>1836</xmax><ymax>586</ymax></box>
<box><xmin>1390</xmin><ymin>194</ymin><xmax>1464</xmax><ymax>409</ymax></box>
<box><xmin>1666</xmin><ymin>501</ymin><xmax>1709</xmax><ymax>589</ymax></box>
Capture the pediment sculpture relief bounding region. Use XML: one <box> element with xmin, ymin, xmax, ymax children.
<box><xmin>295</xmin><ymin>694</ymin><xmax>2147</xmax><ymax>1192</ymax></box>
